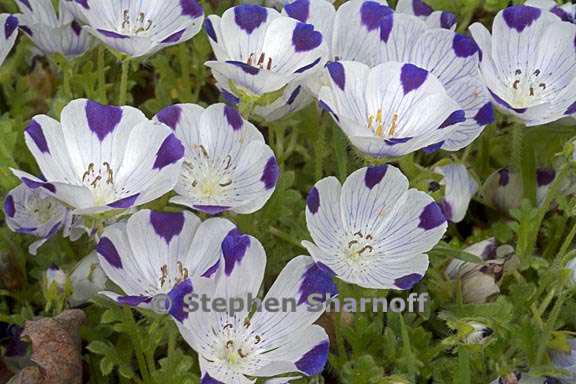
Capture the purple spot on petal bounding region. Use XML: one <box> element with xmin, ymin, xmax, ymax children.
<box><xmin>21</xmin><ymin>178</ymin><xmax>55</xmax><ymax>193</ymax></box>
<box><xmin>108</xmin><ymin>193</ymin><xmax>139</xmax><ymax>208</ymax></box>
<box><xmin>224</xmin><ymin>105</ymin><xmax>243</xmax><ymax>130</ymax></box>
<box><xmin>453</xmin><ymin>34</ymin><xmax>479</xmax><ymax>58</ymax></box>
<box><xmin>97</xmin><ymin>237</ymin><xmax>122</xmax><ymax>269</ymax></box>
<box><xmin>204</xmin><ymin>18</ymin><xmax>217</xmax><ymax>42</ymax></box>
<box><xmin>536</xmin><ymin>168</ymin><xmax>555</xmax><ymax>187</ymax></box>
<box><xmin>25</xmin><ymin>119</ymin><xmax>50</xmax><ymax>154</ymax></box>
<box><xmin>400</xmin><ymin>63</ymin><xmax>428</xmax><ymax>94</ymax></box>
<box><xmin>318</xmin><ymin>100</ymin><xmax>339</xmax><ymax>121</ymax></box>
<box><xmin>153</xmin><ymin>134</ymin><xmax>185</xmax><ymax>170</ymax></box>
<box><xmin>292</xmin><ymin>23</ymin><xmax>322</xmax><ymax>52</ymax></box>
<box><xmin>17</xmin><ymin>227</ymin><xmax>37</xmax><ymax>233</ymax></box>
<box><xmin>285</xmin><ymin>0</ymin><xmax>310</xmax><ymax>22</ymax></box>
<box><xmin>202</xmin><ymin>260</ymin><xmax>220</xmax><ymax>278</ymax></box>
<box><xmin>498</xmin><ymin>168</ymin><xmax>510</xmax><ymax>186</ymax></box>
<box><xmin>503</xmin><ymin>5</ymin><xmax>541</xmax><ymax>33</ymax></box>
<box><xmin>550</xmin><ymin>6</ymin><xmax>572</xmax><ymax>22</ymax></box>
<box><xmin>327</xmin><ymin>61</ymin><xmax>345</xmax><ymax>90</ymax></box>
<box><xmin>439</xmin><ymin>110</ymin><xmax>465</xmax><ymax>129</ymax></box>
<box><xmin>440</xmin><ymin>11</ymin><xmax>457</xmax><ymax>29</ymax></box>
<box><xmin>385</xmin><ymin>137</ymin><xmax>412</xmax><ymax>145</ymax></box>
<box><xmin>307</xmin><ymin>186</ymin><xmax>320</xmax><ymax>214</ymax></box>
<box><xmin>364</xmin><ymin>165</ymin><xmax>388</xmax><ymax>189</ymax></box>
<box><xmin>117</xmin><ymin>295</ymin><xmax>152</xmax><ymax>306</ymax></box>
<box><xmin>4</xmin><ymin>194</ymin><xmax>15</xmax><ymax>217</ymax></box>
<box><xmin>295</xmin><ymin>341</ymin><xmax>329</xmax><ymax>376</ymax></box>
<box><xmin>294</xmin><ymin>57</ymin><xmax>321</xmax><ymax>73</ymax></box>
<box><xmin>201</xmin><ymin>373</ymin><xmax>224</xmax><ymax>384</ymax></box>
<box><xmin>412</xmin><ymin>0</ymin><xmax>433</xmax><ymax>16</ymax></box>
<box><xmin>5</xmin><ymin>15</ymin><xmax>18</xmax><ymax>38</ymax></box>
<box><xmin>156</xmin><ymin>105</ymin><xmax>182</xmax><ymax>130</ymax></box>
<box><xmin>227</xmin><ymin>60</ymin><xmax>260</xmax><ymax>75</ymax></box>
<box><xmin>221</xmin><ymin>88</ymin><xmax>240</xmax><ymax>105</ymax></box>
<box><xmin>193</xmin><ymin>205</ymin><xmax>230</xmax><ymax>215</ymax></box>
<box><xmin>418</xmin><ymin>202</ymin><xmax>446</xmax><ymax>230</ymax></box>
<box><xmin>287</xmin><ymin>85</ymin><xmax>301</xmax><ymax>105</ymax></box>
<box><xmin>380</xmin><ymin>12</ymin><xmax>393</xmax><ymax>42</ymax></box>
<box><xmin>298</xmin><ymin>262</ymin><xmax>337</xmax><ymax>305</ymax></box>
<box><xmin>20</xmin><ymin>26</ymin><xmax>32</xmax><ymax>36</ymax></box>
<box><xmin>474</xmin><ymin>102</ymin><xmax>494</xmax><ymax>126</ymax></box>
<box><xmin>234</xmin><ymin>5</ymin><xmax>267</xmax><ymax>34</ymax></box>
<box><xmin>150</xmin><ymin>211</ymin><xmax>185</xmax><ymax>244</ymax></box>
<box><xmin>394</xmin><ymin>273</ymin><xmax>423</xmax><ymax>289</ymax></box>
<box><xmin>161</xmin><ymin>29</ymin><xmax>186</xmax><ymax>43</ymax></box>
<box><xmin>361</xmin><ymin>2</ymin><xmax>392</xmax><ymax>31</ymax></box>
<box><xmin>222</xmin><ymin>228</ymin><xmax>251</xmax><ymax>276</ymax></box>
<box><xmin>565</xmin><ymin>101</ymin><xmax>576</xmax><ymax>116</ymax></box>
<box><xmin>423</xmin><ymin>141</ymin><xmax>444</xmax><ymax>153</ymax></box>
<box><xmin>180</xmin><ymin>0</ymin><xmax>203</xmax><ymax>18</ymax></box>
<box><xmin>438</xmin><ymin>199</ymin><xmax>453</xmax><ymax>221</ymax></box>
<box><xmin>71</xmin><ymin>21</ymin><xmax>82</xmax><ymax>36</ymax></box>
<box><xmin>97</xmin><ymin>29</ymin><xmax>129</xmax><ymax>39</ymax></box>
<box><xmin>261</xmin><ymin>156</ymin><xmax>279</xmax><ymax>190</ymax></box>
<box><xmin>45</xmin><ymin>221</ymin><xmax>61</xmax><ymax>239</ymax></box>
<box><xmin>75</xmin><ymin>0</ymin><xmax>89</xmax><ymax>10</ymax></box>
<box><xmin>18</xmin><ymin>0</ymin><xmax>32</xmax><ymax>11</ymax></box>
<box><xmin>168</xmin><ymin>279</ymin><xmax>194</xmax><ymax>322</ymax></box>
<box><xmin>85</xmin><ymin>100</ymin><xmax>123</xmax><ymax>141</ymax></box>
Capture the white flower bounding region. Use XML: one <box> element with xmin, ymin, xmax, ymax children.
<box><xmin>0</xmin><ymin>14</ymin><xmax>18</xmax><ymax>67</ymax></box>
<box><xmin>3</xmin><ymin>183</ymin><xmax>81</xmax><ymax>255</ymax></box>
<box><xmin>469</xmin><ymin>5</ymin><xmax>576</xmax><ymax>126</ymax></box>
<box><xmin>46</xmin><ymin>264</ymin><xmax>67</xmax><ymax>290</ymax></box>
<box><xmin>435</xmin><ymin>164</ymin><xmax>478</xmax><ymax>223</ymax></box>
<box><xmin>177</xmin><ymin>242</ymin><xmax>334</xmax><ymax>382</ymax></box>
<box><xmin>96</xmin><ymin>209</ymin><xmax>236</xmax><ymax>322</ymax></box>
<box><xmin>303</xmin><ymin>165</ymin><xmax>447</xmax><ymax>289</ymax></box>
<box><xmin>204</xmin><ymin>4</ymin><xmax>329</xmax><ymax>99</ymax></box>
<box><xmin>550</xmin><ymin>338</ymin><xmax>576</xmax><ymax>382</ymax></box>
<box><xmin>525</xmin><ymin>0</ymin><xmax>575</xmax><ymax>23</ymax></box>
<box><xmin>16</xmin><ymin>0</ymin><xmax>92</xmax><ymax>58</ymax></box>
<box><xmin>69</xmin><ymin>251</ymin><xmax>107</xmax><ymax>307</ymax></box>
<box><xmin>318</xmin><ymin>60</ymin><xmax>465</xmax><ymax>157</ymax></box>
<box><xmin>154</xmin><ymin>103</ymin><xmax>279</xmax><ymax>215</ymax></box>
<box><xmin>74</xmin><ymin>0</ymin><xmax>204</xmax><ymax>58</ymax></box>
<box><xmin>395</xmin><ymin>0</ymin><xmax>457</xmax><ymax>30</ymax></box>
<box><xmin>479</xmin><ymin>167</ymin><xmax>557</xmax><ymax>213</ymax></box>
<box><xmin>11</xmin><ymin>98</ymin><xmax>185</xmax><ymax>216</ymax></box>
<box><xmin>328</xmin><ymin>0</ymin><xmax>493</xmax><ymax>151</ymax></box>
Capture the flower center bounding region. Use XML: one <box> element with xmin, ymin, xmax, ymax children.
<box><xmin>119</xmin><ymin>10</ymin><xmax>153</xmax><ymax>36</ymax></box>
<box><xmin>344</xmin><ymin>231</ymin><xmax>375</xmax><ymax>261</ymax></box>
<box><xmin>367</xmin><ymin>111</ymin><xmax>398</xmax><ymax>137</ymax></box>
<box><xmin>159</xmin><ymin>262</ymin><xmax>189</xmax><ymax>289</ymax></box>
<box><xmin>25</xmin><ymin>194</ymin><xmax>60</xmax><ymax>224</ymax></box>
<box><xmin>246</xmin><ymin>52</ymin><xmax>273</xmax><ymax>70</ymax></box>
<box><xmin>508</xmin><ymin>68</ymin><xmax>548</xmax><ymax>108</ymax></box>
<box><xmin>214</xmin><ymin>321</ymin><xmax>263</xmax><ymax>369</ymax></box>
<box><xmin>82</xmin><ymin>162</ymin><xmax>116</xmax><ymax>205</ymax></box>
<box><xmin>180</xmin><ymin>145</ymin><xmax>235</xmax><ymax>203</ymax></box>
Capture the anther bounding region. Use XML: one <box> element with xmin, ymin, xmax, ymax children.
<box><xmin>219</xmin><ymin>180</ymin><xmax>232</xmax><ymax>187</ymax></box>
<box><xmin>515</xmin><ymin>69</ymin><xmax>522</xmax><ymax>75</ymax></box>
<box><xmin>388</xmin><ymin>113</ymin><xmax>398</xmax><ymax>137</ymax></box>
<box><xmin>266</xmin><ymin>58</ymin><xmax>272</xmax><ymax>70</ymax></box>
<box><xmin>238</xmin><ymin>348</ymin><xmax>248</xmax><ymax>358</ymax></box>
<box><xmin>254</xmin><ymin>335</ymin><xmax>261</xmax><ymax>344</ymax></box>
<box><xmin>358</xmin><ymin>245</ymin><xmax>373</xmax><ymax>255</ymax></box>
<box><xmin>512</xmin><ymin>80</ymin><xmax>520</xmax><ymax>90</ymax></box>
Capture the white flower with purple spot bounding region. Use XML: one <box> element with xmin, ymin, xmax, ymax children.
<box><xmin>470</xmin><ymin>5</ymin><xmax>576</xmax><ymax>126</ymax></box>
<box><xmin>74</xmin><ymin>0</ymin><xmax>204</xmax><ymax>58</ymax></box>
<box><xmin>16</xmin><ymin>0</ymin><xmax>92</xmax><ymax>58</ymax></box>
<box><xmin>154</xmin><ymin>103</ymin><xmax>279</xmax><ymax>215</ymax></box>
<box><xmin>525</xmin><ymin>0</ymin><xmax>575</xmax><ymax>23</ymax></box>
<box><xmin>177</xmin><ymin>241</ymin><xmax>334</xmax><ymax>383</ymax></box>
<box><xmin>11</xmin><ymin>98</ymin><xmax>185</xmax><ymax>215</ymax></box>
<box><xmin>479</xmin><ymin>167</ymin><xmax>557</xmax><ymax>212</ymax></box>
<box><xmin>435</xmin><ymin>164</ymin><xmax>478</xmax><ymax>223</ymax></box>
<box><xmin>46</xmin><ymin>264</ymin><xmax>67</xmax><ymax>290</ymax></box>
<box><xmin>0</xmin><ymin>14</ymin><xmax>18</xmax><ymax>67</ymax></box>
<box><xmin>204</xmin><ymin>4</ymin><xmax>329</xmax><ymax>100</ymax></box>
<box><xmin>96</xmin><ymin>209</ymin><xmax>236</xmax><ymax>322</ymax></box>
<box><xmin>395</xmin><ymin>0</ymin><xmax>457</xmax><ymax>30</ymax></box>
<box><xmin>3</xmin><ymin>183</ymin><xmax>79</xmax><ymax>255</ymax></box>
<box><xmin>303</xmin><ymin>165</ymin><xmax>447</xmax><ymax>289</ymax></box>
<box><xmin>328</xmin><ymin>0</ymin><xmax>494</xmax><ymax>151</ymax></box>
<box><xmin>318</xmin><ymin>61</ymin><xmax>465</xmax><ymax>157</ymax></box>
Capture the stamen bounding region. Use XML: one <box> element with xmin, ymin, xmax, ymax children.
<box><xmin>90</xmin><ymin>175</ymin><xmax>102</xmax><ymax>189</ymax></box>
<box><xmin>254</xmin><ymin>335</ymin><xmax>261</xmax><ymax>344</ymax></box>
<box><xmin>515</xmin><ymin>69</ymin><xmax>522</xmax><ymax>76</ymax></box>
<box><xmin>529</xmin><ymin>87</ymin><xmax>534</xmax><ymax>96</ymax></box>
<box><xmin>358</xmin><ymin>245</ymin><xmax>373</xmax><ymax>255</ymax></box>
<box><xmin>348</xmin><ymin>240</ymin><xmax>359</xmax><ymax>248</ymax></box>
<box><xmin>512</xmin><ymin>80</ymin><xmax>520</xmax><ymax>90</ymax></box>
<box><xmin>243</xmin><ymin>318</ymin><xmax>251</xmax><ymax>328</ymax></box>
<box><xmin>533</xmin><ymin>69</ymin><xmax>540</xmax><ymax>76</ymax></box>
<box><xmin>539</xmin><ymin>83</ymin><xmax>546</xmax><ymax>90</ymax></box>
<box><xmin>247</xmin><ymin>53</ymin><xmax>254</xmax><ymax>66</ymax></box>
<box><xmin>160</xmin><ymin>265</ymin><xmax>168</xmax><ymax>287</ymax></box>
<box><xmin>223</xmin><ymin>155</ymin><xmax>232</xmax><ymax>170</ymax></box>
<box><xmin>238</xmin><ymin>349</ymin><xmax>248</xmax><ymax>358</ymax></box>
<box><xmin>103</xmin><ymin>162</ymin><xmax>113</xmax><ymax>184</ymax></box>
<box><xmin>219</xmin><ymin>180</ymin><xmax>232</xmax><ymax>187</ymax></box>
<box><xmin>226</xmin><ymin>340</ymin><xmax>234</xmax><ymax>348</ymax></box>
<box><xmin>266</xmin><ymin>58</ymin><xmax>272</xmax><ymax>70</ymax></box>
<box><xmin>367</xmin><ymin>115</ymin><xmax>373</xmax><ymax>130</ymax></box>
<box><xmin>387</xmin><ymin>113</ymin><xmax>398</xmax><ymax>137</ymax></box>
<box><xmin>374</xmin><ymin>110</ymin><xmax>383</xmax><ymax>137</ymax></box>
<box><xmin>365</xmin><ymin>234</ymin><xmax>373</xmax><ymax>240</ymax></box>
<box><xmin>257</xmin><ymin>53</ymin><xmax>265</xmax><ymax>68</ymax></box>
<box><xmin>354</xmin><ymin>231</ymin><xmax>363</xmax><ymax>238</ymax></box>
<box><xmin>224</xmin><ymin>323</ymin><xmax>233</xmax><ymax>330</ymax></box>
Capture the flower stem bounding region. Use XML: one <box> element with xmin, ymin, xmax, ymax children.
<box><xmin>97</xmin><ymin>46</ymin><xmax>107</xmax><ymax>103</ymax></box>
<box><xmin>123</xmin><ymin>306</ymin><xmax>152</xmax><ymax>383</ymax></box>
<box><xmin>118</xmin><ymin>59</ymin><xmax>131</xmax><ymax>105</ymax></box>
